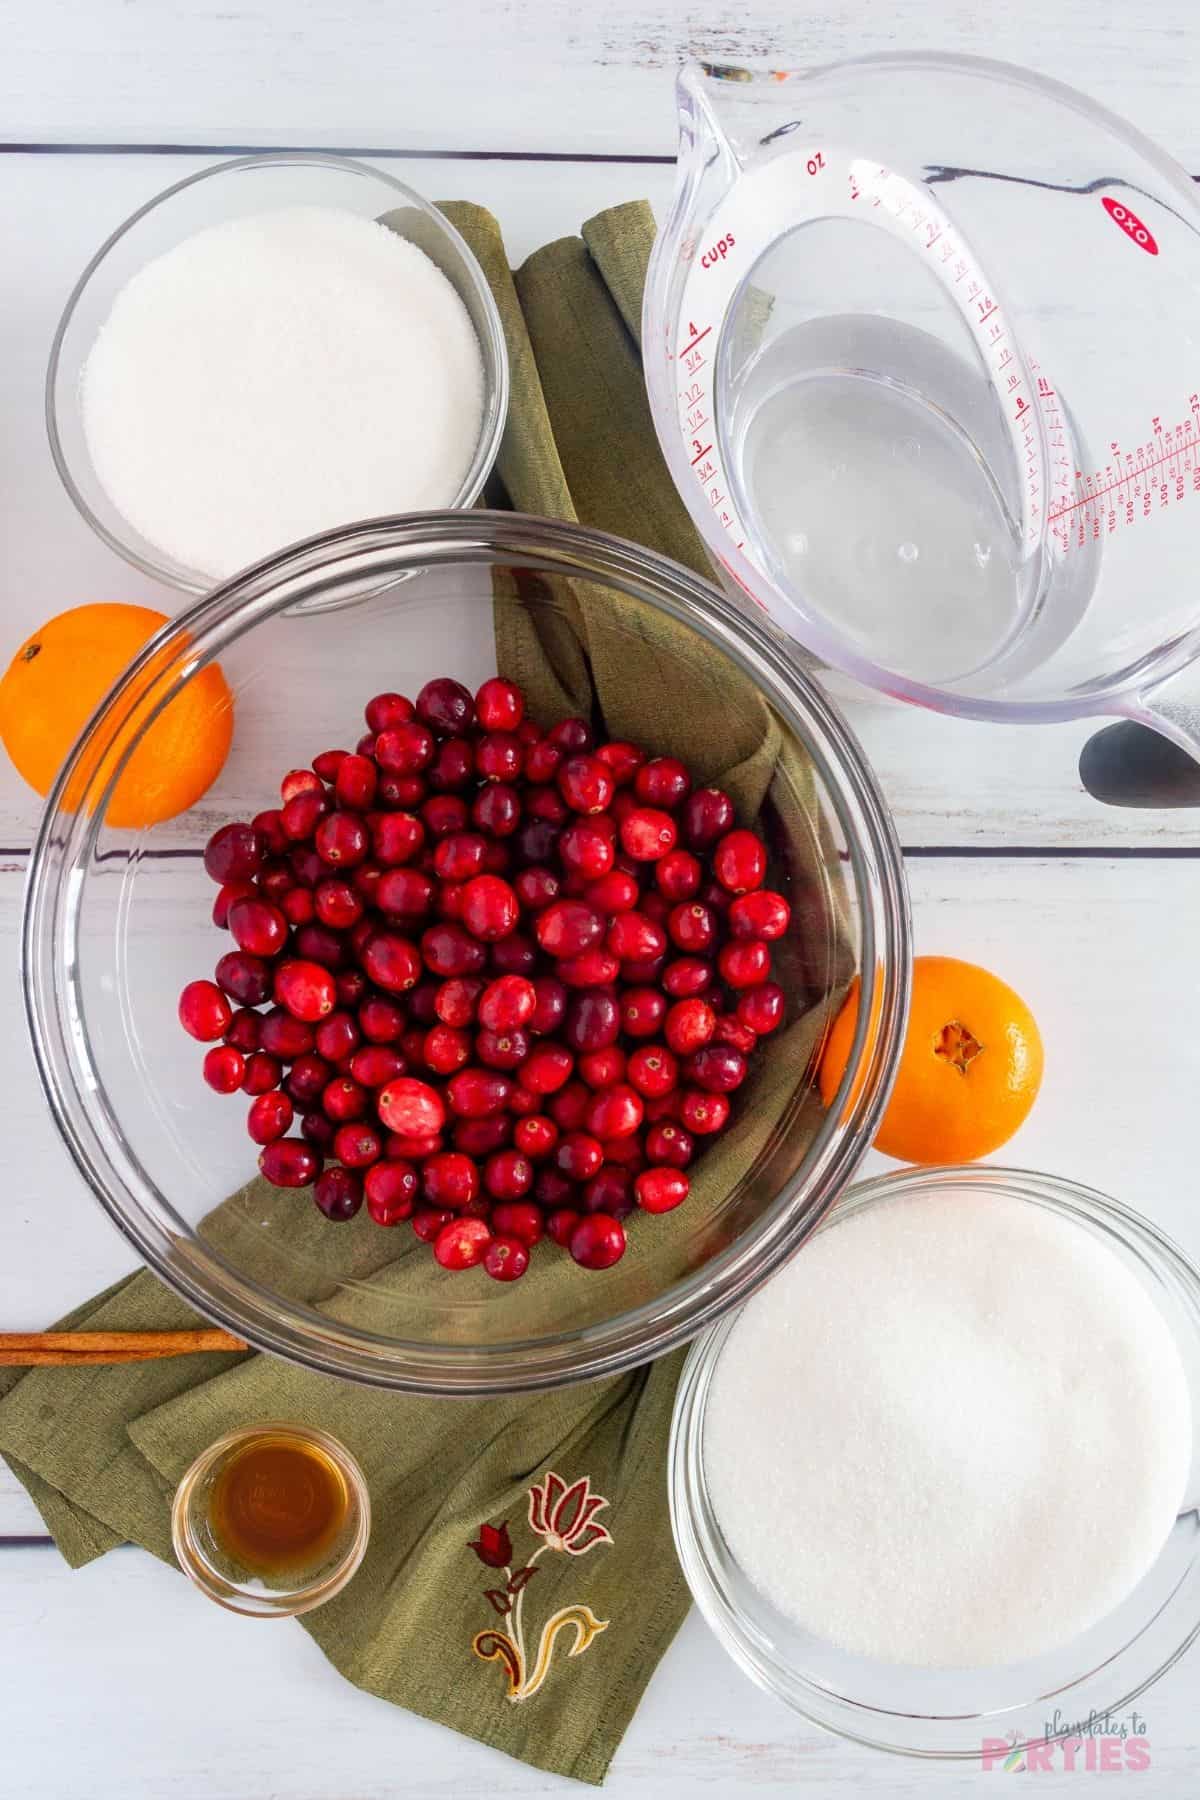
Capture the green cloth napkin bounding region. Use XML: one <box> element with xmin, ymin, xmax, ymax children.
<box><xmin>0</xmin><ymin>201</ymin><xmax>845</xmax><ymax>1785</ymax></box>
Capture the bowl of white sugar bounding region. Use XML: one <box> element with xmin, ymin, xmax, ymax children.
<box><xmin>670</xmin><ymin>1165</ymin><xmax>1200</xmax><ymax>1757</ymax></box>
<box><xmin>47</xmin><ymin>154</ymin><xmax>508</xmax><ymax>592</ymax></box>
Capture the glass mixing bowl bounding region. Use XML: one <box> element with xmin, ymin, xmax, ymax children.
<box><xmin>669</xmin><ymin>1165</ymin><xmax>1200</xmax><ymax>1757</ymax></box>
<box><xmin>22</xmin><ymin>512</ymin><xmax>909</xmax><ymax>1393</ymax></box>
<box><xmin>46</xmin><ymin>153</ymin><xmax>509</xmax><ymax>593</ymax></box>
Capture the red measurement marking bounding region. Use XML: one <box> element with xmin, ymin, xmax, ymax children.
<box><xmin>690</xmin><ymin>442</ymin><xmax>713</xmax><ymax>467</ymax></box>
<box><xmin>678</xmin><ymin>325</ymin><xmax>712</xmax><ymax>358</ymax></box>
<box><xmin>1049</xmin><ymin>436</ymin><xmax>1195</xmax><ymax>518</ymax></box>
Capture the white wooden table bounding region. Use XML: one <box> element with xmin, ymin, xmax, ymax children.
<box><xmin>3</xmin><ymin>5</ymin><xmax>1200</xmax><ymax>1794</ymax></box>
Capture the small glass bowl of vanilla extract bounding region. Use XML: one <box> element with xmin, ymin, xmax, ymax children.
<box><xmin>171</xmin><ymin>1423</ymin><xmax>370</xmax><ymax>1617</ymax></box>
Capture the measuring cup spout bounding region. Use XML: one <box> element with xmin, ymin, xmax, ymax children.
<box><xmin>675</xmin><ymin>63</ymin><xmax>761</xmax><ymax>179</ymax></box>
<box><xmin>1079</xmin><ymin>671</ymin><xmax>1200</xmax><ymax>807</ymax></box>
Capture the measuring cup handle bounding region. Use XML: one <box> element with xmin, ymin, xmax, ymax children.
<box><xmin>1079</xmin><ymin>720</ymin><xmax>1200</xmax><ymax>808</ymax></box>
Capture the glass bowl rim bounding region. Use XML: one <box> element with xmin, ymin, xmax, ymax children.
<box><xmin>22</xmin><ymin>508</ymin><xmax>910</xmax><ymax>1394</ymax></box>
<box><xmin>668</xmin><ymin>1161</ymin><xmax>1200</xmax><ymax>1757</ymax></box>
<box><xmin>44</xmin><ymin>149</ymin><xmax>511</xmax><ymax>594</ymax></box>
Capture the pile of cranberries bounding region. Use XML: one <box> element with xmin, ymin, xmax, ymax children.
<box><xmin>177</xmin><ymin>676</ymin><xmax>790</xmax><ymax>1279</ymax></box>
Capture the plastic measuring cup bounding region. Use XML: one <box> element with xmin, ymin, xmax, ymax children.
<box><xmin>644</xmin><ymin>56</ymin><xmax>1200</xmax><ymax>805</ymax></box>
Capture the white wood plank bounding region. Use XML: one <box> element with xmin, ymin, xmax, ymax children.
<box><xmin>5</xmin><ymin>0</ymin><xmax>1200</xmax><ymax>162</ymax></box>
<box><xmin>0</xmin><ymin>1547</ymin><xmax>1195</xmax><ymax>1798</ymax></box>
<box><xmin>3</xmin><ymin>151</ymin><xmax>1199</xmax><ymax>850</ymax></box>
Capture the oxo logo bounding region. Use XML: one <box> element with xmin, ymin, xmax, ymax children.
<box><xmin>1101</xmin><ymin>196</ymin><xmax>1159</xmax><ymax>255</ymax></box>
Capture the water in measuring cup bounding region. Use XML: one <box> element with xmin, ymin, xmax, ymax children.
<box><xmin>728</xmin><ymin>319</ymin><xmax>1041</xmax><ymax>686</ymax></box>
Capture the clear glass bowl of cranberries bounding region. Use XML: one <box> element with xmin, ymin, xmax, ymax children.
<box><xmin>24</xmin><ymin>512</ymin><xmax>910</xmax><ymax>1393</ymax></box>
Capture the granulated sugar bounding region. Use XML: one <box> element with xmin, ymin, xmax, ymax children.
<box><xmin>704</xmin><ymin>1188</ymin><xmax>1191</xmax><ymax>1667</ymax></box>
<box><xmin>81</xmin><ymin>205</ymin><xmax>485</xmax><ymax>579</ymax></box>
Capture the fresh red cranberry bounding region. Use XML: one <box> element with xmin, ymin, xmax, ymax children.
<box><xmin>290</xmin><ymin>922</ymin><xmax>345</xmax><ymax>971</ymax></box>
<box><xmin>330</xmin><ymin>752</ymin><xmax>375</xmax><ymax>812</ymax></box>
<box><xmin>400</xmin><ymin>1025</ymin><xmax>428</xmax><ymax>1065</ymax></box>
<box><xmin>285</xmin><ymin>1053</ymin><xmax>332</xmax><ymax>1105</ymax></box>
<box><xmin>713</xmin><ymin>828</ymin><xmax>766</xmax><ymax>894</ymax></box>
<box><xmin>635</xmin><ymin>755</ymin><xmax>690</xmax><ymax>809</ymax></box>
<box><xmin>312</xmin><ymin>749</ymin><xmax>348</xmax><ymax>782</ymax></box>
<box><xmin>453</xmin><ymin>1115</ymin><xmax>513</xmax><ymax>1156</ymax></box>
<box><xmin>379</xmin><ymin>773</ymin><xmax>427</xmax><ymax>809</ymax></box>
<box><xmin>718</xmin><ymin>939</ymin><xmax>771</xmax><ymax>989</ymax></box>
<box><xmin>581</xmin><ymin>1167</ymin><xmax>635</xmax><ymax>1219</ymax></box>
<box><xmin>727</xmin><ymin>889</ymin><xmax>789</xmax><ymax>940</ymax></box>
<box><xmin>535</xmin><ymin>900</ymin><xmax>603</xmax><ymax>958</ymax></box>
<box><xmin>490</xmin><ymin>932</ymin><xmax>538</xmax><ymax>976</ymax></box>
<box><xmin>655</xmin><ymin>849</ymin><xmax>702</xmax><ymax>901</ymax></box>
<box><xmin>483</xmin><ymin>1234</ymin><xmax>529</xmax><ymax>1282</ymax></box>
<box><xmin>685</xmin><ymin>1044</ymin><xmax>748</xmax><ymax>1093</ymax></box>
<box><xmin>204</xmin><ymin>822</ymin><xmax>263</xmax><ymax>884</ymax></box>
<box><xmin>514</xmin><ymin>866</ymin><xmax>560</xmax><ymax>911</ymax></box>
<box><xmin>274</xmin><ymin>958</ymin><xmax>337</xmax><ymax>1022</ymax></box>
<box><xmin>314</xmin><ymin>878</ymin><xmax>363</xmax><ymax>930</ymax></box>
<box><xmin>644</xmin><ymin>1090</ymin><xmax>682</xmax><ymax>1123</ymax></box>
<box><xmin>474</xmin><ymin>676</ymin><xmax>524</xmax><ymax>732</ymax></box>
<box><xmin>376</xmin><ymin>721</ymin><xmax>434</xmax><ymax>773</ymax></box>
<box><xmin>349</xmin><ymin>1044</ymin><xmax>406</xmax><ymax>1087</ymax></box>
<box><xmin>314</xmin><ymin>1010</ymin><xmax>360</xmax><ymax>1063</ymax></box>
<box><xmin>476</xmin><ymin>731</ymin><xmax>523</xmax><ymax>782</ymax></box>
<box><xmin>545</xmin><ymin>1205</ymin><xmax>581</xmax><ymax>1247</ymax></box>
<box><xmin>738</xmin><ymin>982</ymin><xmax>785</xmax><ymax>1034</ymax></box>
<box><xmin>412</xmin><ymin>1206</ymin><xmax>454</xmax><ymax>1243</ymax></box>
<box><xmin>640</xmin><ymin>890</ymin><xmax>670</xmax><ymax>925</ymax></box>
<box><xmin>433</xmin><ymin>976</ymin><xmax>485</xmax><ymax>1028</ymax></box>
<box><xmin>556</xmin><ymin>948</ymin><xmax>619</xmax><ymax>989</ymax></box>
<box><xmin>471</xmin><ymin>781</ymin><xmax>521</xmax><ymax>838</ymax></box>
<box><xmin>364</xmin><ymin>1159</ymin><xmax>419</xmax><ymax>1225</ymax></box>
<box><xmin>378</xmin><ymin>1076</ymin><xmax>446</xmax><ymax>1136</ymax></box>
<box><xmin>491</xmin><ymin>1201</ymin><xmax>543</xmax><ymax>1246</ymax></box>
<box><xmin>259</xmin><ymin>1007</ymin><xmax>315</xmax><ymax>1059</ymax></box>
<box><xmin>287</xmin><ymin>846</ymin><xmax>324</xmax><ymax>888</ymax></box>
<box><xmin>458</xmin><ymin>874</ymin><xmax>519</xmax><ymax>942</ymax></box>
<box><xmin>594</xmin><ymin>740</ymin><xmax>645</xmax><ymax>786</ymax></box>
<box><xmin>714</xmin><ymin>1013</ymin><xmax>758</xmax><ymax>1054</ymax></box>
<box><xmin>476</xmin><ymin>1026</ymin><xmax>530</xmax><ymax>1071</ymax></box>
<box><xmin>446</xmin><ymin>1067</ymin><xmax>512</xmax><ymax>1118</ymax></box>
<box><xmin>416</xmin><ymin>676</ymin><xmax>475</xmax><ymax>735</ymax></box>
<box><xmin>569</xmin><ymin>1213</ymin><xmax>625</xmax><ymax>1269</ymax></box>
<box><xmin>315</xmin><ymin>811</ymin><xmax>370</xmax><ymax>869</ymax></box>
<box><xmin>667</xmin><ymin>902</ymin><xmax>716</xmax><ymax>954</ymax></box>
<box><xmin>333</xmin><ymin>1121</ymin><xmax>383</xmax><ymax>1168</ymax></box>
<box><xmin>259</xmin><ymin>1138</ymin><xmax>321</xmax><ymax>1188</ymax></box>
<box><xmin>361</xmin><ymin>931</ymin><xmax>421</xmax><ymax>993</ymax></box>
<box><xmin>376</xmin><ymin>868</ymin><xmax>434</xmax><ymax>921</ymax></box>
<box><xmin>280</xmin><ymin>790</ymin><xmax>329</xmax><ymax>842</ymax></box>
<box><xmin>578</xmin><ymin>1045</ymin><xmax>625</xmax><ymax>1089</ymax></box>
<box><xmin>364</xmin><ymin>693</ymin><xmax>414</xmax><ymax>733</ymax></box>
<box><xmin>281</xmin><ymin>768</ymin><xmax>324</xmax><ymax>804</ymax></box>
<box><xmin>242</xmin><ymin>1051</ymin><xmax>283</xmax><ymax>1095</ymax></box>
<box><xmin>313</xmin><ymin>1165</ymin><xmax>362</xmax><ymax>1220</ymax></box>
<box><xmin>679</xmin><ymin>1088</ymin><xmax>731</xmax><ymax>1134</ymax></box>
<box><xmin>202</xmin><ymin>1043</ymin><xmax>245</xmax><ymax>1093</ymax></box>
<box><xmin>421</xmin><ymin>922</ymin><xmax>488</xmax><ymax>978</ymax></box>
<box><xmin>483</xmin><ymin>1148</ymin><xmax>534</xmax><ymax>1200</ymax></box>
<box><xmin>372</xmin><ymin>812</ymin><xmax>426</xmax><ymax>870</ymax></box>
<box><xmin>548</xmin><ymin>717</ymin><xmax>593</xmax><ymax>753</ymax></box>
<box><xmin>550</xmin><ymin>1080</ymin><xmax>591</xmax><ymax>1131</ymax></box>
<box><xmin>300</xmin><ymin>1108</ymin><xmax>336</xmax><ymax>1148</ymax></box>
<box><xmin>225</xmin><ymin>1008</ymin><xmax>262</xmax><ymax>1053</ymax></box>
<box><xmin>352</xmin><ymin>860</ymin><xmax>384</xmax><ymax>908</ymax></box>
<box><xmin>558</xmin><ymin>818</ymin><xmax>615</xmax><ymax>881</ymax></box>
<box><xmin>524</xmin><ymin>738</ymin><xmax>562</xmax><ymax>784</ymax></box>
<box><xmin>645</xmin><ymin>1121</ymin><xmax>693</xmax><ymax>1168</ymax></box>
<box><xmin>433</xmin><ymin>832</ymin><xmax>487</xmax><ymax>882</ymax></box>
<box><xmin>607</xmin><ymin>911</ymin><xmax>667</xmax><ymax>964</ymax></box>
<box><xmin>514</xmin><ymin>1114</ymin><xmax>558</xmax><ymax>1159</ymax></box>
<box><xmin>525</xmin><ymin>976</ymin><xmax>563</xmax><ymax>1037</ymax></box>
<box><xmin>525</xmin><ymin>784</ymin><xmax>569</xmax><ymax>826</ymax></box>
<box><xmin>434</xmin><ymin>1216</ymin><xmax>492</xmax><ymax>1270</ymax></box>
<box><xmin>358</xmin><ymin>994</ymin><xmax>405</xmax><ymax>1043</ymax></box>
<box><xmin>579</xmin><ymin>870</ymin><xmax>634</xmax><ymax>916</ymax></box>
<box><xmin>281</xmin><ymin>886</ymin><xmax>316</xmax><ymax>926</ymax></box>
<box><xmin>335</xmin><ymin>968</ymin><xmax>368</xmax><ymax>1007</ymax></box>
<box><xmin>557</xmin><ymin>753</ymin><xmax>614</xmax><ymax>815</ymax></box>
<box><xmin>252</xmin><ymin>808</ymin><xmax>290</xmax><ymax>856</ymax></box>
<box><xmin>476</xmin><ymin>974</ymin><xmax>535</xmax><ymax>1033</ymax></box>
<box><xmin>387</xmin><ymin>1130</ymin><xmax>444</xmax><ymax>1161</ymax></box>
<box><xmin>682</xmin><ymin>787</ymin><xmax>735</xmax><ymax>849</ymax></box>
<box><xmin>212</xmin><ymin>878</ymin><xmax>257</xmax><ymax>928</ymax></box>
<box><xmin>521</xmin><ymin>1041</ymin><xmax>575</xmax><ymax>1095</ymax></box>
<box><xmin>600</xmin><ymin>1133</ymin><xmax>646</xmax><ymax>1172</ymax></box>
<box><xmin>635</xmin><ymin>1168</ymin><xmax>690</xmax><ymax>1214</ymax></box>
<box><xmin>619</xmin><ymin>987</ymin><xmax>666</xmax><ymax>1039</ymax></box>
<box><xmin>627</xmin><ymin>1045</ymin><xmax>679</xmax><ymax>1099</ymax></box>
<box><xmin>665</xmin><ymin>998</ymin><xmax>716</xmax><ymax>1056</ymax></box>
<box><xmin>179</xmin><ymin>980</ymin><xmax>232</xmax><ymax>1041</ymax></box>
<box><xmin>356</xmin><ymin>731</ymin><xmax>378</xmax><ymax>759</ymax></box>
<box><xmin>619</xmin><ymin>806</ymin><xmax>677</xmax><ymax>861</ymax></box>
<box><xmin>322</xmin><ymin>1076</ymin><xmax>370</xmax><ymax>1122</ymax></box>
<box><xmin>564</xmin><ymin>990</ymin><xmax>620</xmax><ymax>1053</ymax></box>
<box><xmin>555</xmin><ymin>1131</ymin><xmax>604</xmax><ymax>1182</ymax></box>
<box><xmin>514</xmin><ymin>817</ymin><xmax>560</xmax><ymax>865</ymax></box>
<box><xmin>662</xmin><ymin>956</ymin><xmax>714</xmax><ymax>998</ymax></box>
<box><xmin>428</xmin><ymin>736</ymin><xmax>475</xmax><ymax>792</ymax></box>
<box><xmin>424</xmin><ymin>1022</ymin><xmax>472</xmax><ymax>1074</ymax></box>
<box><xmin>214</xmin><ymin>951</ymin><xmax>271</xmax><ymax>1007</ymax></box>
<box><xmin>585</xmin><ymin>1084</ymin><xmax>644</xmax><ymax>1140</ymax></box>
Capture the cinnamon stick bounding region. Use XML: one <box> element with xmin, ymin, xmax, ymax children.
<box><xmin>0</xmin><ymin>1329</ymin><xmax>247</xmax><ymax>1366</ymax></box>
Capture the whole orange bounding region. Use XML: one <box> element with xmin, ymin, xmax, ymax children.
<box><xmin>0</xmin><ymin>603</ymin><xmax>232</xmax><ymax>828</ymax></box>
<box><xmin>819</xmin><ymin>954</ymin><xmax>1043</xmax><ymax>1164</ymax></box>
